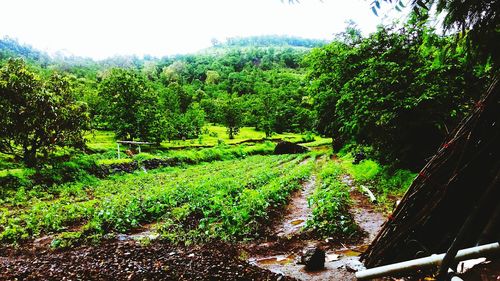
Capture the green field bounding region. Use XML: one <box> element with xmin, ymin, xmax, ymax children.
<box><xmin>0</xmin><ymin>125</ymin><xmax>410</xmax><ymax>247</ymax></box>
<box><xmin>85</xmin><ymin>125</ymin><xmax>316</xmax><ymax>152</ymax></box>
<box><xmin>0</xmin><ymin>154</ymin><xmax>312</xmax><ymax>243</ymax></box>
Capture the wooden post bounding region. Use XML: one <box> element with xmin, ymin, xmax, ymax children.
<box><xmin>117</xmin><ymin>143</ymin><xmax>120</xmax><ymax>159</ymax></box>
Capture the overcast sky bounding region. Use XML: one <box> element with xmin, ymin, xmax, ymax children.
<box><xmin>0</xmin><ymin>0</ymin><xmax>411</xmax><ymax>59</ymax></box>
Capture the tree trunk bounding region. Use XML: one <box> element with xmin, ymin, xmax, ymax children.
<box><xmin>23</xmin><ymin>147</ymin><xmax>37</xmax><ymax>168</ymax></box>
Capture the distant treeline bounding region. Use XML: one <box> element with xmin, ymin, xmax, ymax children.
<box><xmin>0</xmin><ymin>24</ymin><xmax>494</xmax><ymax>169</ymax></box>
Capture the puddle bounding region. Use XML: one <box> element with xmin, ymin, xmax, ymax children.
<box><xmin>252</xmin><ymin>254</ymin><xmax>296</xmax><ymax>266</ymax></box>
<box><xmin>335</xmin><ymin>245</ymin><xmax>369</xmax><ymax>257</ymax></box>
<box><xmin>248</xmin><ymin>157</ymin><xmax>387</xmax><ymax>281</ymax></box>
<box><xmin>290</xmin><ymin>219</ymin><xmax>305</xmax><ymax>226</ymax></box>
<box><xmin>249</xmin><ymin>252</ymin><xmax>363</xmax><ymax>281</ymax></box>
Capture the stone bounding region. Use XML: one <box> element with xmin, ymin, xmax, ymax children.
<box><xmin>345</xmin><ymin>259</ymin><xmax>366</xmax><ymax>272</ymax></box>
<box><xmin>274</xmin><ymin>141</ymin><xmax>309</xmax><ymax>155</ymax></box>
<box><xmin>300</xmin><ymin>246</ymin><xmax>325</xmax><ymax>271</ymax></box>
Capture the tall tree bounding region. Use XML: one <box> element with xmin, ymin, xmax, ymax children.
<box><xmin>220</xmin><ymin>94</ymin><xmax>243</xmax><ymax>139</ymax></box>
<box><xmin>0</xmin><ymin>59</ymin><xmax>89</xmax><ymax>166</ymax></box>
<box><xmin>99</xmin><ymin>68</ymin><xmax>165</xmax><ymax>143</ymax></box>
<box><xmin>306</xmin><ymin>22</ymin><xmax>484</xmax><ymax>169</ymax></box>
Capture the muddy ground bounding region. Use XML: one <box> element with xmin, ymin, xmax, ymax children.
<box><xmin>0</xmin><ymin>240</ymin><xmax>296</xmax><ymax>281</ymax></box>
<box><xmin>243</xmin><ymin>170</ymin><xmax>386</xmax><ymax>281</ymax></box>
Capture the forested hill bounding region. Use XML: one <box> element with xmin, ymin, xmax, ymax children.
<box><xmin>0</xmin><ymin>24</ymin><xmax>492</xmax><ymax>170</ymax></box>
<box><xmin>0</xmin><ymin>35</ymin><xmax>325</xmax><ymax>68</ymax></box>
<box><xmin>211</xmin><ymin>35</ymin><xmax>328</xmax><ymax>48</ymax></box>
<box><xmin>0</xmin><ymin>37</ymin><xmax>51</xmax><ymax>65</ymax></box>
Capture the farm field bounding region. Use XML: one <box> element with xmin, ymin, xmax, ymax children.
<box><xmin>85</xmin><ymin>126</ymin><xmax>312</xmax><ymax>152</ymax></box>
<box><xmin>0</xmin><ymin>137</ymin><xmax>414</xmax><ymax>280</ymax></box>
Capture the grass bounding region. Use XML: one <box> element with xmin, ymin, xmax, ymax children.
<box><xmin>334</xmin><ymin>152</ymin><xmax>416</xmax><ymax>211</ymax></box>
<box><xmin>95</xmin><ymin>158</ymin><xmax>133</xmax><ymax>165</ymax></box>
<box><xmin>84</xmin><ymin>126</ymin><xmax>323</xmax><ymax>152</ymax></box>
<box><xmin>0</xmin><ymin>125</ymin><xmax>414</xmax><ymax>248</ymax></box>
<box><xmin>303</xmin><ymin>138</ymin><xmax>332</xmax><ymax>147</ymax></box>
<box><xmin>85</xmin><ymin>130</ymin><xmax>116</xmax><ymax>151</ymax></box>
<box><xmin>1</xmin><ymin>126</ymin><xmax>325</xmax><ymax>189</ymax></box>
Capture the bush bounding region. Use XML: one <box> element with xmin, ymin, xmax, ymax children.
<box><xmin>0</xmin><ymin>172</ymin><xmax>33</xmax><ymax>199</ymax></box>
<box><xmin>301</xmin><ymin>132</ymin><xmax>316</xmax><ymax>143</ymax></box>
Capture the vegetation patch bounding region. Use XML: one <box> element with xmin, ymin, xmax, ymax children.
<box><xmin>307</xmin><ymin>160</ymin><xmax>358</xmax><ymax>238</ymax></box>
<box><xmin>0</xmin><ymin>154</ymin><xmax>314</xmax><ymax>244</ymax></box>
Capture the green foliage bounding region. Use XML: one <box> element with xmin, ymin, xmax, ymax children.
<box><xmin>0</xmin><ymin>154</ymin><xmax>312</xmax><ymax>243</ymax></box>
<box><xmin>220</xmin><ymin>94</ymin><xmax>244</xmax><ymax>139</ymax></box>
<box><xmin>0</xmin><ymin>169</ymin><xmax>33</xmax><ymax>199</ymax></box>
<box><xmin>50</xmin><ymin>231</ymin><xmax>83</xmax><ymax>249</ymax></box>
<box><xmin>0</xmin><ymin>59</ymin><xmax>90</xmax><ymax>167</ymax></box>
<box><xmin>337</xmin><ymin>152</ymin><xmax>416</xmax><ymax>208</ymax></box>
<box><xmin>215</xmin><ymin>35</ymin><xmax>328</xmax><ymax>49</ymax></box>
<box><xmin>301</xmin><ymin>132</ymin><xmax>316</xmax><ymax>143</ymax></box>
<box><xmin>99</xmin><ymin>68</ymin><xmax>166</xmax><ymax>143</ymax></box>
<box><xmin>306</xmin><ymin>23</ymin><xmax>487</xmax><ymax>169</ymax></box>
<box><xmin>373</xmin><ymin>0</ymin><xmax>499</xmax><ymax>67</ymax></box>
<box><xmin>0</xmin><ymin>37</ymin><xmax>50</xmax><ymax>65</ymax></box>
<box><xmin>307</xmin><ymin>160</ymin><xmax>358</xmax><ymax>237</ymax></box>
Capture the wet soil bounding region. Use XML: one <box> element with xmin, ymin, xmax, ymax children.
<box><xmin>0</xmin><ymin>156</ymin><xmax>388</xmax><ymax>281</ymax></box>
<box><xmin>245</xmin><ymin>168</ymin><xmax>387</xmax><ymax>281</ymax></box>
<box><xmin>0</xmin><ymin>240</ymin><xmax>296</xmax><ymax>281</ymax></box>
<box><xmin>274</xmin><ymin>176</ymin><xmax>316</xmax><ymax>238</ymax></box>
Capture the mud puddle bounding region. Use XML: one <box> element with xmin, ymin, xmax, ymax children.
<box><xmin>247</xmin><ymin>162</ymin><xmax>387</xmax><ymax>280</ymax></box>
<box><xmin>274</xmin><ymin>175</ymin><xmax>316</xmax><ymax>238</ymax></box>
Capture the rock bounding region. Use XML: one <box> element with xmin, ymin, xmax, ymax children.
<box><xmin>300</xmin><ymin>246</ymin><xmax>325</xmax><ymax>271</ymax></box>
<box><xmin>274</xmin><ymin>141</ymin><xmax>309</xmax><ymax>155</ymax></box>
<box><xmin>345</xmin><ymin>259</ymin><xmax>366</xmax><ymax>272</ymax></box>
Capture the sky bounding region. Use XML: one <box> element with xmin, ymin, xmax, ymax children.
<box><xmin>0</xmin><ymin>0</ymin><xmax>411</xmax><ymax>59</ymax></box>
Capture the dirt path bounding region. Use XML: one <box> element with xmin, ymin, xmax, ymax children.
<box><xmin>247</xmin><ymin>164</ymin><xmax>387</xmax><ymax>281</ymax></box>
<box><xmin>274</xmin><ymin>175</ymin><xmax>316</xmax><ymax>238</ymax></box>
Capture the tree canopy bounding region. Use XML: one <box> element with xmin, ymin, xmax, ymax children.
<box><xmin>0</xmin><ymin>59</ymin><xmax>89</xmax><ymax>166</ymax></box>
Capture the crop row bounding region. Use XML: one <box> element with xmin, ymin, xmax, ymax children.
<box><xmin>306</xmin><ymin>159</ymin><xmax>358</xmax><ymax>237</ymax></box>
<box><xmin>0</xmin><ymin>154</ymin><xmax>311</xmax><ymax>243</ymax></box>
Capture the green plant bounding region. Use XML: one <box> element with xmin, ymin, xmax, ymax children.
<box><xmin>301</xmin><ymin>132</ymin><xmax>316</xmax><ymax>143</ymax></box>
<box><xmin>307</xmin><ymin>160</ymin><xmax>358</xmax><ymax>237</ymax></box>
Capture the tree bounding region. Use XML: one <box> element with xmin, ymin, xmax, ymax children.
<box><xmin>220</xmin><ymin>94</ymin><xmax>243</xmax><ymax>139</ymax></box>
<box><xmin>0</xmin><ymin>59</ymin><xmax>89</xmax><ymax>166</ymax></box>
<box><xmin>362</xmin><ymin>0</ymin><xmax>499</xmax><ymax>277</ymax></box>
<box><xmin>371</xmin><ymin>0</ymin><xmax>499</xmax><ymax>67</ymax></box>
<box><xmin>306</xmin><ymin>22</ymin><xmax>484</xmax><ymax>169</ymax></box>
<box><xmin>99</xmin><ymin>68</ymin><xmax>165</xmax><ymax>143</ymax></box>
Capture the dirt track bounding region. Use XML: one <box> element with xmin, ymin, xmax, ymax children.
<box><xmin>245</xmin><ymin>163</ymin><xmax>387</xmax><ymax>281</ymax></box>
